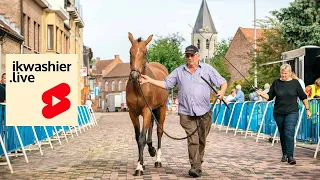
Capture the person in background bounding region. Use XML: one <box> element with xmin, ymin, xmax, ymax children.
<box><xmin>305</xmin><ymin>77</ymin><xmax>320</xmax><ymax>98</ymax></box>
<box><xmin>291</xmin><ymin>72</ymin><xmax>305</xmax><ymax>91</ymax></box>
<box><xmin>0</xmin><ymin>73</ymin><xmax>6</xmax><ymax>153</ymax></box>
<box><xmin>85</xmin><ymin>97</ymin><xmax>94</xmax><ymax>113</ymax></box>
<box><xmin>225</xmin><ymin>89</ymin><xmax>236</xmax><ymax>103</ymax></box>
<box><xmin>257</xmin><ymin>64</ymin><xmax>311</xmax><ymax>165</ymax></box>
<box><xmin>229</xmin><ymin>84</ymin><xmax>245</xmax><ymax>103</ymax></box>
<box><xmin>0</xmin><ymin>73</ymin><xmax>6</xmax><ymax>103</ymax></box>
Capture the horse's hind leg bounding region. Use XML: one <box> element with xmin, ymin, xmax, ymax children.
<box><xmin>155</xmin><ymin>104</ymin><xmax>166</xmax><ymax>168</ymax></box>
<box><xmin>147</xmin><ymin>110</ymin><xmax>157</xmax><ymax>157</ymax></box>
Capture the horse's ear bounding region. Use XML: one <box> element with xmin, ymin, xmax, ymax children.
<box><xmin>128</xmin><ymin>32</ymin><xmax>135</xmax><ymax>45</ymax></box>
<box><xmin>144</xmin><ymin>34</ymin><xmax>153</xmax><ymax>45</ymax></box>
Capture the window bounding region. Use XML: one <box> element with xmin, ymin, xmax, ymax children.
<box><xmin>206</xmin><ymin>39</ymin><xmax>209</xmax><ymax>49</ymax></box>
<box><xmin>47</xmin><ymin>25</ymin><xmax>53</xmax><ymax>50</ymax></box>
<box><xmin>38</xmin><ymin>24</ymin><xmax>40</xmax><ymax>52</ymax></box>
<box><xmin>112</xmin><ymin>80</ymin><xmax>115</xmax><ymax>91</ymax></box>
<box><xmin>105</xmin><ymin>81</ymin><xmax>108</xmax><ymax>92</ymax></box>
<box><xmin>56</xmin><ymin>27</ymin><xmax>58</xmax><ymax>51</ymax></box>
<box><xmin>66</xmin><ymin>36</ymin><xmax>69</xmax><ymax>53</ymax></box>
<box><xmin>61</xmin><ymin>30</ymin><xmax>63</xmax><ymax>53</ymax></box>
<box><xmin>23</xmin><ymin>14</ymin><xmax>26</xmax><ymax>39</ymax></box>
<box><xmin>197</xmin><ymin>39</ymin><xmax>200</xmax><ymax>49</ymax></box>
<box><xmin>27</xmin><ymin>17</ymin><xmax>30</xmax><ymax>46</ymax></box>
<box><xmin>34</xmin><ymin>22</ymin><xmax>36</xmax><ymax>50</ymax></box>
<box><xmin>118</xmin><ymin>80</ymin><xmax>122</xmax><ymax>91</ymax></box>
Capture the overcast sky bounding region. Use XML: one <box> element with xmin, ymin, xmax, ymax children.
<box><xmin>81</xmin><ymin>0</ymin><xmax>294</xmax><ymax>62</ymax></box>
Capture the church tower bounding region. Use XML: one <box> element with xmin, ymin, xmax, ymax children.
<box><xmin>192</xmin><ymin>0</ymin><xmax>218</xmax><ymax>62</ymax></box>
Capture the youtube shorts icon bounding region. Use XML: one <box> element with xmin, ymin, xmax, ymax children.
<box><xmin>42</xmin><ymin>83</ymin><xmax>71</xmax><ymax>119</ymax></box>
<box><xmin>6</xmin><ymin>54</ymin><xmax>78</xmax><ymax>126</ymax></box>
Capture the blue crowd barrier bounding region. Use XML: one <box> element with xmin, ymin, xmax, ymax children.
<box><xmin>296</xmin><ymin>99</ymin><xmax>320</xmax><ymax>143</ymax></box>
<box><xmin>0</xmin><ymin>105</ymin><xmax>96</xmax><ymax>157</ymax></box>
<box><xmin>211</xmin><ymin>99</ymin><xmax>320</xmax><ymax>144</ymax></box>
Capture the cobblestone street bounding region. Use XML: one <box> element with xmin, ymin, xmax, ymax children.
<box><xmin>1</xmin><ymin>112</ymin><xmax>320</xmax><ymax>179</ymax></box>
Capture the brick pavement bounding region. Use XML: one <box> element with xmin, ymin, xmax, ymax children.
<box><xmin>0</xmin><ymin>112</ymin><xmax>320</xmax><ymax>179</ymax></box>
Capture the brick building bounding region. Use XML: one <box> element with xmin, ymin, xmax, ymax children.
<box><xmin>0</xmin><ymin>0</ymin><xmax>24</xmax><ymax>75</ymax></box>
<box><xmin>22</xmin><ymin>0</ymin><xmax>45</xmax><ymax>54</ymax></box>
<box><xmin>89</xmin><ymin>55</ymin><xmax>123</xmax><ymax>111</ymax></box>
<box><xmin>102</xmin><ymin>63</ymin><xmax>130</xmax><ymax>111</ymax></box>
<box><xmin>0</xmin><ymin>20</ymin><xmax>24</xmax><ymax>75</ymax></box>
<box><xmin>225</xmin><ymin>27</ymin><xmax>264</xmax><ymax>85</ymax></box>
<box><xmin>82</xmin><ymin>45</ymin><xmax>93</xmax><ymax>103</ymax></box>
<box><xmin>0</xmin><ymin>0</ymin><xmax>86</xmax><ymax>104</ymax></box>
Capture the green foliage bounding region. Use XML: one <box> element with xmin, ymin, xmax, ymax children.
<box><xmin>253</xmin><ymin>17</ymin><xmax>292</xmax><ymax>89</ymax></box>
<box><xmin>271</xmin><ymin>0</ymin><xmax>320</xmax><ymax>48</ymax></box>
<box><xmin>210</xmin><ymin>39</ymin><xmax>232</xmax><ymax>82</ymax></box>
<box><xmin>227</xmin><ymin>17</ymin><xmax>292</xmax><ymax>96</ymax></box>
<box><xmin>90</xmin><ymin>58</ymin><xmax>96</xmax><ymax>65</ymax></box>
<box><xmin>225</xmin><ymin>0</ymin><xmax>320</xmax><ymax>96</ymax></box>
<box><xmin>147</xmin><ymin>32</ymin><xmax>186</xmax><ymax>73</ymax></box>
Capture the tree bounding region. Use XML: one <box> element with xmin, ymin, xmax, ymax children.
<box><xmin>210</xmin><ymin>39</ymin><xmax>231</xmax><ymax>83</ymax></box>
<box><xmin>227</xmin><ymin>17</ymin><xmax>292</xmax><ymax>96</ymax></box>
<box><xmin>271</xmin><ymin>0</ymin><xmax>320</xmax><ymax>48</ymax></box>
<box><xmin>147</xmin><ymin>33</ymin><xmax>185</xmax><ymax>73</ymax></box>
<box><xmin>253</xmin><ymin>17</ymin><xmax>292</xmax><ymax>88</ymax></box>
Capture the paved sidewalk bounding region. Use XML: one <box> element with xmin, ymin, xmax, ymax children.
<box><xmin>0</xmin><ymin>112</ymin><xmax>320</xmax><ymax>179</ymax></box>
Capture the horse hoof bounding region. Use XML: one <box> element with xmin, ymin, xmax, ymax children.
<box><xmin>149</xmin><ymin>147</ymin><xmax>156</xmax><ymax>157</ymax></box>
<box><xmin>155</xmin><ymin>162</ymin><xmax>162</xmax><ymax>168</ymax></box>
<box><xmin>134</xmin><ymin>170</ymin><xmax>143</xmax><ymax>176</ymax></box>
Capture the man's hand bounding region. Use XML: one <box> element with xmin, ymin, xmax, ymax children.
<box><xmin>256</xmin><ymin>90</ymin><xmax>262</xmax><ymax>96</ymax></box>
<box><xmin>140</xmin><ymin>74</ymin><xmax>151</xmax><ymax>85</ymax></box>
<box><xmin>215</xmin><ymin>91</ymin><xmax>225</xmax><ymax>100</ymax></box>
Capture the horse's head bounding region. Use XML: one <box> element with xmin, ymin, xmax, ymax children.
<box><xmin>128</xmin><ymin>32</ymin><xmax>153</xmax><ymax>81</ymax></box>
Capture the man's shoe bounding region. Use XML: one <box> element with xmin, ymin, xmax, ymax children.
<box><xmin>287</xmin><ymin>157</ymin><xmax>296</xmax><ymax>165</ymax></box>
<box><xmin>188</xmin><ymin>168</ymin><xmax>202</xmax><ymax>177</ymax></box>
<box><xmin>281</xmin><ymin>154</ymin><xmax>287</xmax><ymax>162</ymax></box>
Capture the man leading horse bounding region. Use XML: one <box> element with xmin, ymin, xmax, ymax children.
<box><xmin>140</xmin><ymin>45</ymin><xmax>228</xmax><ymax>177</ymax></box>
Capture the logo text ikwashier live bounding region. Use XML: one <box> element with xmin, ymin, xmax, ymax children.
<box><xmin>10</xmin><ymin>61</ymin><xmax>72</xmax><ymax>83</ymax></box>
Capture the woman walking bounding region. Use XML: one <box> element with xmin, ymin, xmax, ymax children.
<box><xmin>257</xmin><ymin>64</ymin><xmax>311</xmax><ymax>165</ymax></box>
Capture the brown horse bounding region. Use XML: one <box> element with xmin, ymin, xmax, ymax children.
<box><xmin>126</xmin><ymin>32</ymin><xmax>169</xmax><ymax>176</ymax></box>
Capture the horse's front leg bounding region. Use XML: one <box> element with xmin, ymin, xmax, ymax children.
<box><xmin>135</xmin><ymin>108</ymin><xmax>151</xmax><ymax>176</ymax></box>
<box><xmin>155</xmin><ymin>104</ymin><xmax>167</xmax><ymax>168</ymax></box>
<box><xmin>129</xmin><ymin>111</ymin><xmax>144</xmax><ymax>176</ymax></box>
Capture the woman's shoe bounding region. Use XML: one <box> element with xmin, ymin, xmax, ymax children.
<box><xmin>287</xmin><ymin>157</ymin><xmax>296</xmax><ymax>165</ymax></box>
<box><xmin>281</xmin><ymin>154</ymin><xmax>287</xmax><ymax>162</ymax></box>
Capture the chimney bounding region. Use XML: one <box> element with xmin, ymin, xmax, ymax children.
<box><xmin>115</xmin><ymin>55</ymin><xmax>120</xmax><ymax>60</ymax></box>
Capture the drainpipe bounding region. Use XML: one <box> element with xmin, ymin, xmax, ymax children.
<box><xmin>20</xmin><ymin>0</ymin><xmax>24</xmax><ymax>54</ymax></box>
<box><xmin>20</xmin><ymin>0</ymin><xmax>23</xmax><ymax>37</ymax></box>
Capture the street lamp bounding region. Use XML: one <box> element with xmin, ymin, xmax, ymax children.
<box><xmin>253</xmin><ymin>0</ymin><xmax>258</xmax><ymax>88</ymax></box>
<box><xmin>207</xmin><ymin>33</ymin><xmax>215</xmax><ymax>64</ymax></box>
